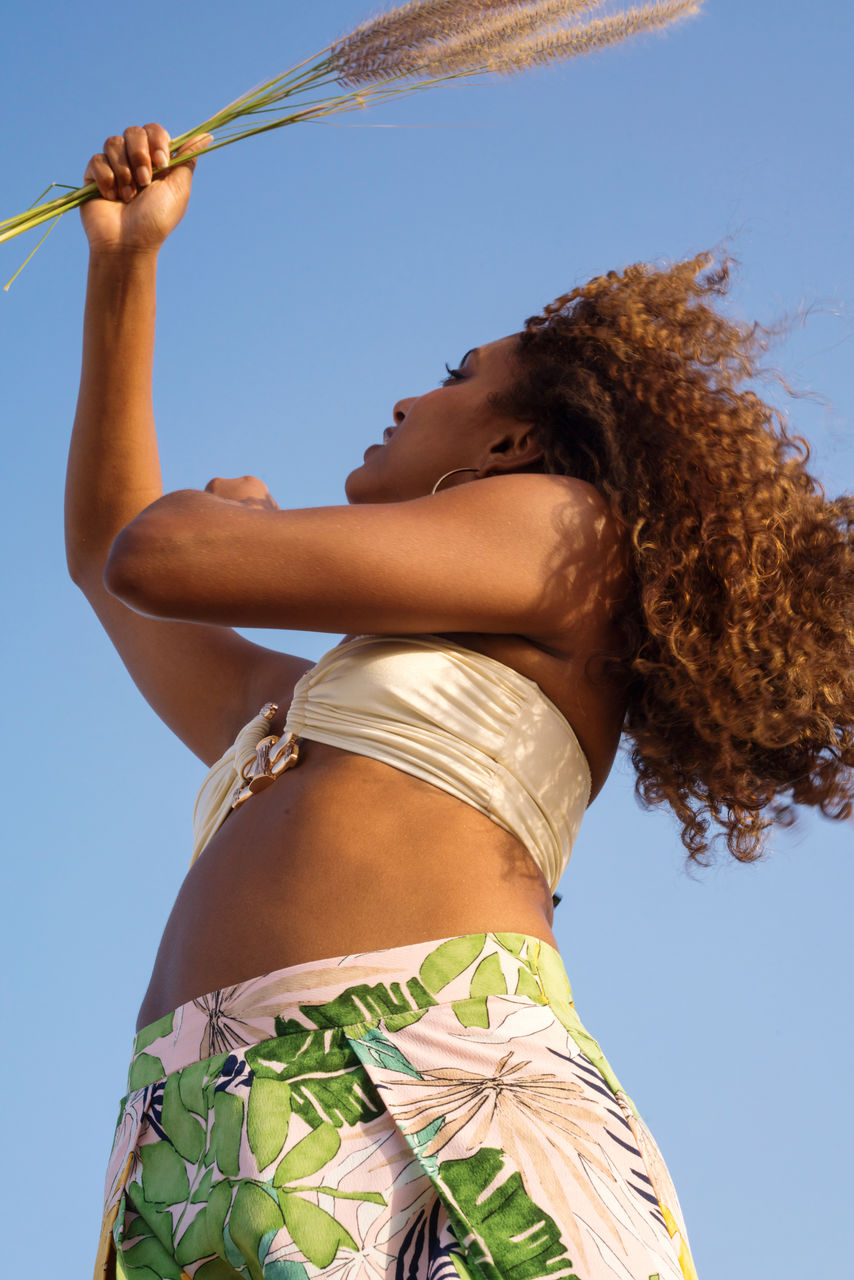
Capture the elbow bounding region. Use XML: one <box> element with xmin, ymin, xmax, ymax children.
<box><xmin>66</xmin><ymin>545</ymin><xmax>91</xmax><ymax>591</ymax></box>
<box><xmin>103</xmin><ymin>518</ymin><xmax>173</xmax><ymax>615</ymax></box>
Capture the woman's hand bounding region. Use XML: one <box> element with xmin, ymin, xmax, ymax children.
<box><xmin>81</xmin><ymin>123</ymin><xmax>212</xmax><ymax>256</ymax></box>
<box><xmin>204</xmin><ymin>476</ymin><xmax>280</xmax><ymax>511</ymax></box>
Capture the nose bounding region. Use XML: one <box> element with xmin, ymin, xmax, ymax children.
<box><xmin>392</xmin><ymin>396</ymin><xmax>416</xmax><ymax>426</ymax></box>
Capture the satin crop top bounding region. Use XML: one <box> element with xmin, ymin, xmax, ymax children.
<box><xmin>191</xmin><ymin>634</ymin><xmax>592</xmax><ymax>893</ymax></box>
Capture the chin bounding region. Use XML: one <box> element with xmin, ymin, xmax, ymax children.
<box><xmin>344</xmin><ymin>466</ymin><xmax>373</xmax><ymax>504</ymax></box>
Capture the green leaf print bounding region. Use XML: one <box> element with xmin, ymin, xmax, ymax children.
<box><xmin>134</xmin><ymin>1010</ymin><xmax>175</xmax><ymax>1053</ymax></box>
<box><xmin>273</xmin><ymin>1122</ymin><xmax>340</xmax><ymax>1185</ymax></box>
<box><xmin>212</xmin><ymin>1090</ymin><xmax>245</xmax><ymax>1176</ymax></box>
<box><xmin>140</xmin><ymin>1140</ymin><xmax>190</xmax><ymax>1207</ymax></box>
<box><xmin>420</xmin><ymin>935</ymin><xmax>486</xmax><ymax>993</ymax></box>
<box><xmin>451</xmin><ymin>1252</ymin><xmax>479</xmax><ymax>1280</ymax></box>
<box><xmin>175</xmin><ymin>1204</ymin><xmax>215</xmax><ymax>1266</ymax></box>
<box><xmin>451</xmin><ymin>997</ymin><xmax>489</xmax><ymax>1029</ymax></box>
<box><xmin>470</xmin><ymin>952</ymin><xmax>508</xmax><ymax>1000</ymax></box>
<box><xmin>273</xmin><ymin>1017</ymin><xmax>315</xmax><ymax>1040</ymax></box>
<box><xmin>248</xmin><ymin>1076</ymin><xmax>293</xmax><ymax>1170</ymax></box>
<box><xmin>278</xmin><ymin>1191</ymin><xmax>357</xmax><ymax>1268</ymax></box>
<box><xmin>409</xmin><ymin>1115</ymin><xmax>444</xmax><ymax>1179</ymax></box>
<box><xmin>194</xmin><ymin>1260</ymin><xmax>239</xmax><ymax>1280</ymax></box>
<box><xmin>128</xmin><ymin>1052</ymin><xmax>165</xmax><ymax>1090</ymax></box>
<box><xmin>204</xmin><ymin>1178</ymin><xmax>235</xmax><ymax>1259</ymax></box>
<box><xmin>350</xmin><ymin>1026</ymin><xmax>422</xmax><ymax>1078</ymax></box>
<box><xmin>162</xmin><ymin>1072</ymin><xmax>206</xmax><ymax>1163</ymax></box>
<box><xmin>532</xmin><ymin>943</ymin><xmax>573</xmax><ymax>1012</ymax></box>
<box><xmin>116</xmin><ymin>1264</ymin><xmax>163</xmax><ymax>1280</ymax></box>
<box><xmin>121</xmin><ymin>1235</ymin><xmax>183</xmax><ymax>1279</ymax></box>
<box><xmin>311</xmin><ymin>1186</ymin><xmax>387</xmax><ymax>1205</ymax></box>
<box><xmin>229</xmin><ymin>1182</ymin><xmax>286</xmax><ymax>1280</ymax></box>
<box><xmin>514</xmin><ymin>967</ymin><xmax>544</xmax><ymax>1002</ymax></box>
<box><xmin>248</xmin><ymin>1028</ymin><xmax>385</xmax><ymax>1128</ymax></box>
<box><xmin>179</xmin><ymin>1054</ymin><xmax>228</xmax><ymax>1117</ymax></box>
<box><xmin>191</xmin><ymin>1165</ymin><xmax>216</xmax><ymax>1204</ymax></box>
<box><xmin>300</xmin><ymin>977</ymin><xmax>436</xmax><ymax>1028</ymax></box>
<box><xmin>440</xmin><ymin>1148</ymin><xmax>580</xmax><ymax>1280</ymax></box>
<box><xmin>126</xmin><ymin>1179</ymin><xmax>177</xmax><ymax>1254</ymax></box>
<box><xmin>290</xmin><ymin>1067</ymin><xmax>384</xmax><ymax>1131</ymax></box>
<box><xmin>448</xmin><ymin>951</ymin><xmax>511</xmax><ymax>1029</ymax></box>
<box><xmin>247</xmin><ymin>1029</ymin><xmax>353</xmax><ymax>1080</ymax></box>
<box><xmin>493</xmin><ymin>932</ymin><xmax>526</xmax><ymax>956</ymax></box>
<box><xmin>526</xmin><ymin>944</ymin><xmax>628</xmax><ymax>1099</ymax></box>
<box><xmin>264</xmin><ymin>1265</ymin><xmax>309</xmax><ymax>1280</ymax></box>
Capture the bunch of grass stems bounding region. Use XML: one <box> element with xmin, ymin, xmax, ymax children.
<box><xmin>2</xmin><ymin>0</ymin><xmax>701</xmax><ymax>283</ymax></box>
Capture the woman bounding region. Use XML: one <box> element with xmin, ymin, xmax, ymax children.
<box><xmin>73</xmin><ymin>125</ymin><xmax>853</xmax><ymax>1280</ymax></box>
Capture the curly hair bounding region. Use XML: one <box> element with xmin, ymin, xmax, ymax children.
<box><xmin>493</xmin><ymin>252</ymin><xmax>854</xmax><ymax>863</ymax></box>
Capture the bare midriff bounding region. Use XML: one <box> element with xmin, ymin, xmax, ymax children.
<box><xmin>136</xmin><ymin>742</ymin><xmax>559</xmax><ymax>1030</ymax></box>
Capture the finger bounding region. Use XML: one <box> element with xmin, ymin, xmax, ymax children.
<box><xmin>103</xmin><ymin>134</ymin><xmax>136</xmax><ymax>203</ymax></box>
<box><xmin>84</xmin><ymin>153</ymin><xmax>119</xmax><ymax>200</ymax></box>
<box><xmin>172</xmin><ymin>132</ymin><xmax>214</xmax><ymax>174</ymax></box>
<box><xmin>123</xmin><ymin>124</ymin><xmax>152</xmax><ymax>189</ymax></box>
<box><xmin>144</xmin><ymin>122</ymin><xmax>172</xmax><ymax>173</ymax></box>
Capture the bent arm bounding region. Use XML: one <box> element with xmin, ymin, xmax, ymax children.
<box><xmin>104</xmin><ymin>473</ymin><xmax>627</xmax><ymax>640</ymax></box>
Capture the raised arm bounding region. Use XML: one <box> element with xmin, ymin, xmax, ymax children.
<box><xmin>67</xmin><ymin>124</ymin><xmax>310</xmax><ymax>764</ymax></box>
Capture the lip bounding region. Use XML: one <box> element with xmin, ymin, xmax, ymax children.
<box><xmin>363</xmin><ymin>443</ymin><xmax>382</xmax><ymax>460</ymax></box>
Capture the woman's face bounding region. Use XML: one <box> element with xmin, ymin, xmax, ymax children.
<box><xmin>345</xmin><ymin>335</ymin><xmax>528</xmax><ymax>503</ymax></box>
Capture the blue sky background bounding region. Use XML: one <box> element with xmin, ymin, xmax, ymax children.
<box><xmin>1</xmin><ymin>1</ymin><xmax>852</xmax><ymax>1276</ymax></box>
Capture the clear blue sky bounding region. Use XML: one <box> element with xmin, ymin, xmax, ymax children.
<box><xmin>1</xmin><ymin>2</ymin><xmax>852</xmax><ymax>1276</ymax></box>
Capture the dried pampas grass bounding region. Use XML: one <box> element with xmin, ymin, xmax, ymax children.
<box><xmin>2</xmin><ymin>0</ymin><xmax>704</xmax><ymax>286</ymax></box>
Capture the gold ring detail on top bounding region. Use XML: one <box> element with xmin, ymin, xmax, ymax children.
<box><xmin>231</xmin><ymin>731</ymin><xmax>302</xmax><ymax>810</ymax></box>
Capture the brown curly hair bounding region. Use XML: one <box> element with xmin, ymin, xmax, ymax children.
<box><xmin>493</xmin><ymin>252</ymin><xmax>854</xmax><ymax>863</ymax></box>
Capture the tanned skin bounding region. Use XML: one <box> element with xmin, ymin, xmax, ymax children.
<box><xmin>68</xmin><ymin>125</ymin><xmax>631</xmax><ymax>1031</ymax></box>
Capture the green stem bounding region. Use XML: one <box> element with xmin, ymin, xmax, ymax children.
<box><xmin>0</xmin><ymin>61</ymin><xmax>485</xmax><ymax>253</ymax></box>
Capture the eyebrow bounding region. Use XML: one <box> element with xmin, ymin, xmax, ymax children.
<box><xmin>460</xmin><ymin>348</ymin><xmax>479</xmax><ymax>367</ymax></box>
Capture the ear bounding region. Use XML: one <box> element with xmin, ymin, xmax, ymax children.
<box><xmin>479</xmin><ymin>424</ymin><xmax>544</xmax><ymax>476</ymax></box>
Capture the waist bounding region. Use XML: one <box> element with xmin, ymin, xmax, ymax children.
<box><xmin>131</xmin><ymin>930</ymin><xmax>576</xmax><ymax>1084</ymax></box>
<box><xmin>138</xmin><ymin>744</ymin><xmax>558</xmax><ymax>1029</ymax></box>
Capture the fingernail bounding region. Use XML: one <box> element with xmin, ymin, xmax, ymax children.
<box><xmin>153</xmin><ymin>149</ymin><xmax>169</xmax><ymax>169</ymax></box>
<box><xmin>121</xmin><ymin>185</ymin><xmax>135</xmax><ymax>202</ymax></box>
<box><xmin>136</xmin><ymin>166</ymin><xmax>151</xmax><ymax>187</ymax></box>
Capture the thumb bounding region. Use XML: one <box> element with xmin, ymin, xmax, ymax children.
<box><xmin>175</xmin><ymin>132</ymin><xmax>214</xmax><ymax>165</ymax></box>
<box><xmin>162</xmin><ymin>133</ymin><xmax>214</xmax><ymax>185</ymax></box>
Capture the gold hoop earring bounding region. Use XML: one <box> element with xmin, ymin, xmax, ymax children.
<box><xmin>431</xmin><ymin>467</ymin><xmax>480</xmax><ymax>495</ymax></box>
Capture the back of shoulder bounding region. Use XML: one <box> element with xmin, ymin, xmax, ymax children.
<box><xmin>463</xmin><ymin>473</ymin><xmax>628</xmax><ymax>574</ymax></box>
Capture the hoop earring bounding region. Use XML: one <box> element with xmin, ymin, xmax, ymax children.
<box><xmin>431</xmin><ymin>467</ymin><xmax>480</xmax><ymax>495</ymax></box>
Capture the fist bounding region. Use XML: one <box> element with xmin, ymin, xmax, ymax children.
<box><xmin>81</xmin><ymin>124</ymin><xmax>212</xmax><ymax>255</ymax></box>
<box><xmin>204</xmin><ymin>476</ymin><xmax>279</xmax><ymax>510</ymax></box>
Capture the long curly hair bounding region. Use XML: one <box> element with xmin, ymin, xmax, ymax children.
<box><xmin>494</xmin><ymin>252</ymin><xmax>854</xmax><ymax>862</ymax></box>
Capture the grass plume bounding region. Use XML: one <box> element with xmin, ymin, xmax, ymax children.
<box><xmin>333</xmin><ymin>0</ymin><xmax>606</xmax><ymax>84</ymax></box>
<box><xmin>440</xmin><ymin>0</ymin><xmax>704</xmax><ymax>75</ymax></box>
<box><xmin>2</xmin><ymin>0</ymin><xmax>704</xmax><ymax>283</ymax></box>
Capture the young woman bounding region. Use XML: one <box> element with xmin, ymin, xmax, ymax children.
<box><xmin>74</xmin><ymin>125</ymin><xmax>853</xmax><ymax>1280</ymax></box>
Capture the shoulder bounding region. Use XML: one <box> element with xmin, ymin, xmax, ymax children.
<box><xmin>451</xmin><ymin>472</ymin><xmax>627</xmax><ymax>565</ymax></box>
<box><xmin>449</xmin><ymin>471</ymin><xmax>616</xmax><ymax>521</ymax></box>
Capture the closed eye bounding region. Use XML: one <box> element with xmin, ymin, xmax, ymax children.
<box><xmin>441</xmin><ymin>362</ymin><xmax>465</xmax><ymax>386</ymax></box>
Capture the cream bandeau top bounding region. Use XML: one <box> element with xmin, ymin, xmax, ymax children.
<box><xmin>191</xmin><ymin>634</ymin><xmax>592</xmax><ymax>893</ymax></box>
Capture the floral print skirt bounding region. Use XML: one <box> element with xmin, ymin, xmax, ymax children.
<box><xmin>96</xmin><ymin>933</ymin><xmax>698</xmax><ymax>1280</ymax></box>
